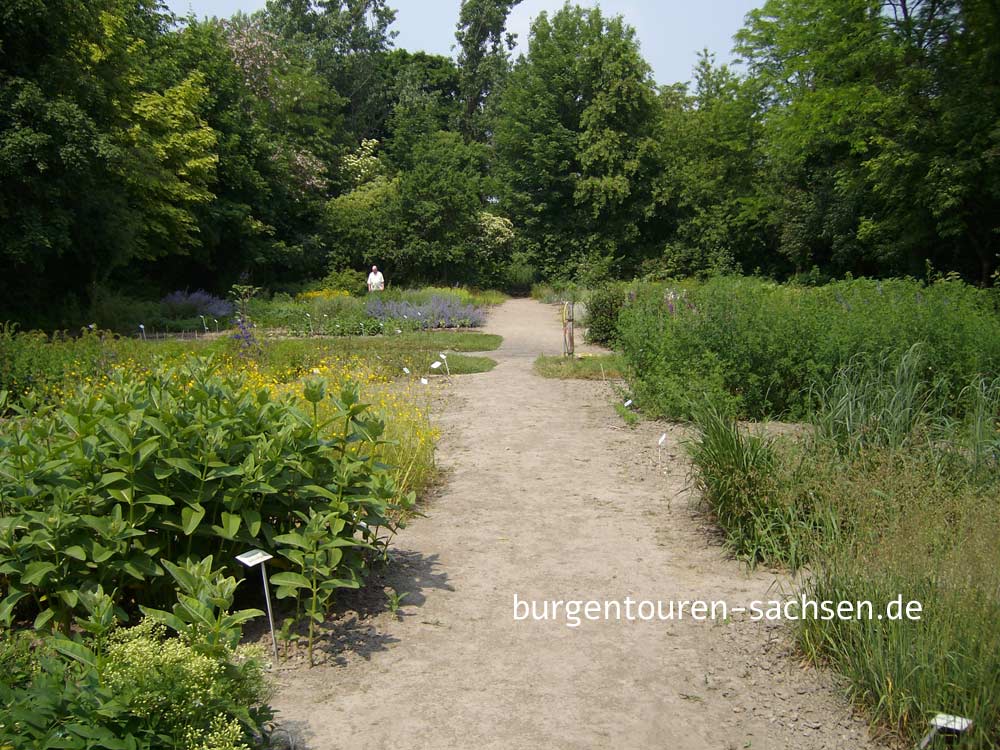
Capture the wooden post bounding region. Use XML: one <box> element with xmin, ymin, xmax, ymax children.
<box><xmin>561</xmin><ymin>302</ymin><xmax>569</xmax><ymax>356</ymax></box>
<box><xmin>567</xmin><ymin>302</ymin><xmax>575</xmax><ymax>356</ymax></box>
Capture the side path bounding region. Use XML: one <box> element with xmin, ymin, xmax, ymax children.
<box><xmin>272</xmin><ymin>299</ymin><xmax>878</xmax><ymax>749</ymax></box>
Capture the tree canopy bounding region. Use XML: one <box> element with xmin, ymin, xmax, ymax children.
<box><xmin>2</xmin><ymin>0</ymin><xmax>997</xmax><ymax>327</ymax></box>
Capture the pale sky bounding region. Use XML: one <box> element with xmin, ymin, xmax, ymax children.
<box><xmin>166</xmin><ymin>0</ymin><xmax>762</xmax><ymax>85</ymax></box>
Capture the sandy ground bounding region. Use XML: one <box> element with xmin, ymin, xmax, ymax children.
<box><xmin>270</xmin><ymin>299</ymin><xmax>879</xmax><ymax>750</ymax></box>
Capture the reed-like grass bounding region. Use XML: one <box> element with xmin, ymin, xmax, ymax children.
<box><xmin>686</xmin><ymin>351</ymin><xmax>1000</xmax><ymax>747</ymax></box>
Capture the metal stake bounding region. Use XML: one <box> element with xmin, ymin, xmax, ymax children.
<box><xmin>260</xmin><ymin>560</ymin><xmax>278</xmax><ymax>662</ymax></box>
<box><xmin>236</xmin><ymin>549</ymin><xmax>279</xmax><ymax>663</ymax></box>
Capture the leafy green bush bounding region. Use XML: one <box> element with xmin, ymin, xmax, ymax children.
<box><xmin>503</xmin><ymin>259</ymin><xmax>536</xmax><ymax>296</ymax></box>
<box><xmin>321</xmin><ymin>268</ymin><xmax>369</xmax><ymax>297</ymax></box>
<box><xmin>619</xmin><ymin>276</ymin><xmax>1000</xmax><ymax>420</ymax></box>
<box><xmin>584</xmin><ymin>283</ymin><xmax>628</xmax><ymax>346</ymax></box>
<box><xmin>0</xmin><ymin>358</ymin><xmax>411</xmax><ymax>632</ymax></box>
<box><xmin>0</xmin><ymin>324</ymin><xmax>165</xmax><ymax>402</ymax></box>
<box><xmin>1</xmin><ymin>570</ymin><xmax>271</xmax><ymax>749</ymax></box>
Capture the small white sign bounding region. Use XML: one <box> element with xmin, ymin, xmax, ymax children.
<box><xmin>623</xmin><ymin>399</ymin><xmax>633</xmax><ymax>408</ymax></box>
<box><xmin>420</xmin><ymin>377</ymin><xmax>429</xmax><ymax>385</ymax></box>
<box><xmin>658</xmin><ymin>433</ymin><xmax>667</xmax><ymax>446</ymax></box>
<box><xmin>931</xmin><ymin>714</ymin><xmax>972</xmax><ymax>732</ymax></box>
<box><xmin>236</xmin><ymin>549</ymin><xmax>273</xmax><ymax>567</ymax></box>
<box><xmin>430</xmin><ymin>361</ymin><xmax>442</xmax><ymax>370</ymax></box>
<box><xmin>403</xmin><ymin>367</ymin><xmax>411</xmax><ymax>375</ymax></box>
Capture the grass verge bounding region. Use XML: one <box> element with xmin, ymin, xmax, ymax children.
<box><xmin>534</xmin><ymin>353</ymin><xmax>623</xmax><ymax>380</ymax></box>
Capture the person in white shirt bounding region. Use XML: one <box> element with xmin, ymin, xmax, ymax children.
<box><xmin>367</xmin><ymin>265</ymin><xmax>385</xmax><ymax>292</ymax></box>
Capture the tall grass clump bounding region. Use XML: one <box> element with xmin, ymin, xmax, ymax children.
<box><xmin>687</xmin><ymin>403</ymin><xmax>815</xmax><ymax>568</ymax></box>
<box><xmin>618</xmin><ymin>276</ymin><xmax>1000</xmax><ymax>420</ymax></box>
<box><xmin>687</xmin><ymin>348</ymin><xmax>1000</xmax><ymax>746</ymax></box>
<box><xmin>812</xmin><ymin>344</ymin><xmax>941</xmax><ymax>455</ymax></box>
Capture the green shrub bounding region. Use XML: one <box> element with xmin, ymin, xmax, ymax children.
<box><xmin>619</xmin><ymin>276</ymin><xmax>1000</xmax><ymax>420</ymax></box>
<box><xmin>0</xmin><ymin>324</ymin><xmax>159</xmax><ymax>402</ymax></box>
<box><xmin>584</xmin><ymin>283</ymin><xmax>628</xmax><ymax>347</ymax></box>
<box><xmin>0</xmin><ymin>574</ymin><xmax>271</xmax><ymax>749</ymax></box>
<box><xmin>503</xmin><ymin>260</ymin><xmax>536</xmax><ymax>296</ymax></box>
<box><xmin>0</xmin><ymin>358</ymin><xmax>411</xmax><ymax>632</ymax></box>
<box><xmin>321</xmin><ymin>267</ymin><xmax>369</xmax><ymax>297</ymax></box>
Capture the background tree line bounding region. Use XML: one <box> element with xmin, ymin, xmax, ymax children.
<box><xmin>2</xmin><ymin>0</ymin><xmax>997</xmax><ymax>328</ymax></box>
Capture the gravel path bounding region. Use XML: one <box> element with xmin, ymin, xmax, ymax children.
<box><xmin>271</xmin><ymin>299</ymin><xmax>879</xmax><ymax>750</ymax></box>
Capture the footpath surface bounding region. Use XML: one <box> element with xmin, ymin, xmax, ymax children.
<box><xmin>271</xmin><ymin>299</ymin><xmax>877</xmax><ymax>750</ymax></box>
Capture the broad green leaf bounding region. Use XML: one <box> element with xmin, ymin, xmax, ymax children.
<box><xmin>0</xmin><ymin>590</ymin><xmax>27</xmax><ymax>623</ymax></box>
<box><xmin>140</xmin><ymin>606</ymin><xmax>187</xmax><ymax>634</ymax></box>
<box><xmin>63</xmin><ymin>545</ymin><xmax>87</xmax><ymax>561</ymax></box>
<box><xmin>98</xmin><ymin>472</ymin><xmax>127</xmax><ymax>488</ymax></box>
<box><xmin>51</xmin><ymin>638</ymin><xmax>98</xmax><ymax>669</ymax></box>
<box><xmin>22</xmin><ymin>561</ymin><xmax>57</xmax><ymax>586</ymax></box>
<box><xmin>58</xmin><ymin>589</ymin><xmax>80</xmax><ymax>608</ymax></box>
<box><xmin>141</xmin><ymin>494</ymin><xmax>174</xmax><ymax>506</ymax></box>
<box><xmin>164</xmin><ymin>456</ymin><xmax>202</xmax><ymax>478</ymax></box>
<box><xmin>102</xmin><ymin>420</ymin><xmax>132</xmax><ymax>452</ymax></box>
<box><xmin>216</xmin><ymin>512</ymin><xmax>241</xmax><ymax>540</ymax></box>
<box><xmin>242</xmin><ymin>509</ymin><xmax>262</xmax><ymax>536</ymax></box>
<box><xmin>33</xmin><ymin>608</ymin><xmax>55</xmax><ymax>630</ymax></box>
<box><xmin>301</xmin><ymin>484</ymin><xmax>339</xmax><ymax>502</ymax></box>
<box><xmin>181</xmin><ymin>504</ymin><xmax>206</xmax><ymax>535</ymax></box>
<box><xmin>269</xmin><ymin>572</ymin><xmax>311</xmax><ymax>589</ymax></box>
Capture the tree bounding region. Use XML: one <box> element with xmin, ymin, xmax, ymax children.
<box><xmin>494</xmin><ymin>5</ymin><xmax>659</xmax><ymax>280</ymax></box>
<box><xmin>454</xmin><ymin>0</ymin><xmax>521</xmax><ymax>142</ymax></box>
<box><xmin>649</xmin><ymin>53</ymin><xmax>768</xmax><ymax>277</ymax></box>
<box><xmin>0</xmin><ymin>0</ymin><xmax>216</xmax><ymax>322</ymax></box>
<box><xmin>735</xmin><ymin>0</ymin><xmax>1000</xmax><ymax>283</ymax></box>
<box><xmin>383</xmin><ymin>50</ymin><xmax>461</xmax><ymax>171</ymax></box>
<box><xmin>265</xmin><ymin>0</ymin><xmax>397</xmax><ymax>141</ymax></box>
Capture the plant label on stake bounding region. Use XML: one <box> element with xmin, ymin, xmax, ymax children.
<box><xmin>236</xmin><ymin>549</ymin><xmax>278</xmax><ymax>662</ymax></box>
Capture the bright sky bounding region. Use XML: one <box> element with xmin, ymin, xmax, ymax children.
<box><xmin>166</xmin><ymin>0</ymin><xmax>762</xmax><ymax>85</ymax></box>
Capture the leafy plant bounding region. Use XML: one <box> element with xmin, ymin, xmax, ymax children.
<box><xmin>141</xmin><ymin>556</ymin><xmax>263</xmax><ymax>658</ymax></box>
<box><xmin>272</xmin><ymin>509</ymin><xmax>361</xmax><ymax>666</ymax></box>
<box><xmin>0</xmin><ymin>359</ymin><xmax>410</xmax><ymax>632</ymax></box>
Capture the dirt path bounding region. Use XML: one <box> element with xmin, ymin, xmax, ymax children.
<box><xmin>272</xmin><ymin>299</ymin><xmax>878</xmax><ymax>750</ymax></box>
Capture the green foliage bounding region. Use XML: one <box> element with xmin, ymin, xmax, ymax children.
<box><xmin>618</xmin><ymin>276</ymin><xmax>1000</xmax><ymax>420</ymax></box>
<box><xmin>0</xmin><ymin>359</ymin><xmax>408</xmax><ymax>632</ymax></box>
<box><xmin>321</xmin><ymin>267</ymin><xmax>369</xmax><ymax>297</ymax></box>
<box><xmin>495</xmin><ymin>5</ymin><xmax>659</xmax><ymax>281</ymax></box>
<box><xmin>503</xmin><ymin>257</ymin><xmax>536</xmax><ymax>296</ymax></box>
<box><xmin>0</xmin><ymin>583</ymin><xmax>270</xmax><ymax>750</ymax></box>
<box><xmin>583</xmin><ymin>283</ymin><xmax>628</xmax><ymax>346</ymax></box>
<box><xmin>272</xmin><ymin>508</ymin><xmax>361</xmax><ymax>666</ymax></box>
<box><xmin>688</xmin><ymin>403</ymin><xmax>813</xmax><ymax>568</ymax></box>
<box><xmin>533</xmin><ymin>354</ymin><xmax>623</xmax><ymax>380</ymax></box>
<box><xmin>687</xmin><ymin>347</ymin><xmax>1000</xmax><ymax>745</ymax></box>
<box><xmin>454</xmin><ymin>0</ymin><xmax>521</xmax><ymax>142</ymax></box>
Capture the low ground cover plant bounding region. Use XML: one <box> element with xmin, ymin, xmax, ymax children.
<box><xmin>0</xmin><ymin>325</ymin><xmax>500</xmax><ymax>410</ymax></box>
<box><xmin>533</xmin><ymin>354</ymin><xmax>624</xmax><ymax>380</ymax></box>
<box><xmin>1</xmin><ymin>565</ymin><xmax>271</xmax><ymax>749</ymax></box>
<box><xmin>248</xmin><ymin>285</ymin><xmax>503</xmax><ymax>336</ymax></box>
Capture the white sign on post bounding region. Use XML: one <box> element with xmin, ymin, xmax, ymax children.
<box><xmin>236</xmin><ymin>549</ymin><xmax>278</xmax><ymax>662</ymax></box>
<box><xmin>236</xmin><ymin>549</ymin><xmax>273</xmax><ymax>567</ymax></box>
